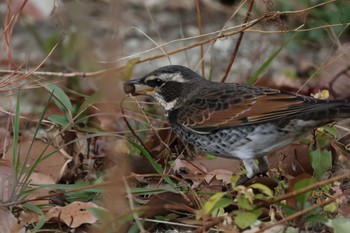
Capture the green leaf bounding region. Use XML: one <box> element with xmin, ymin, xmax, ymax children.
<box><xmin>281</xmin><ymin>204</ymin><xmax>298</xmax><ymax>216</ymax></box>
<box><xmin>303</xmin><ymin>212</ymin><xmax>327</xmax><ymax>223</ymax></box>
<box><xmin>211</xmin><ymin>198</ymin><xmax>233</xmax><ymax>214</ymax></box>
<box><xmin>331</xmin><ymin>217</ymin><xmax>350</xmax><ymax>233</ymax></box>
<box><xmin>249</xmin><ymin>183</ymin><xmax>273</xmax><ymax>198</ymax></box>
<box><xmin>293</xmin><ymin>177</ymin><xmax>316</xmax><ymax>209</ymax></box>
<box><xmin>198</xmin><ymin>192</ymin><xmax>233</xmax><ymax>217</ymax></box>
<box><xmin>88</xmin><ymin>207</ymin><xmax>114</xmax><ymax>225</ymax></box>
<box><xmin>202</xmin><ymin>192</ymin><xmax>226</xmax><ymax>215</ymax></box>
<box><xmin>234</xmin><ymin>209</ymin><xmax>261</xmax><ymax>229</ymax></box>
<box><xmin>322</xmin><ymin>126</ymin><xmax>340</xmax><ymax>138</ymax></box>
<box><xmin>310</xmin><ymin>146</ymin><xmax>332</xmax><ymax>180</ymax></box>
<box><xmin>48</xmin><ymin>114</ymin><xmax>70</xmax><ymax>127</ymax></box>
<box><xmin>323</xmin><ymin>202</ymin><xmax>338</xmax><ymax>213</ymax></box>
<box><xmin>46</xmin><ymin>83</ymin><xmax>74</xmax><ymax>114</ymax></box>
<box><xmin>236</xmin><ymin>195</ymin><xmax>254</xmax><ymax>210</ymax></box>
<box><xmin>205</xmin><ymin>153</ymin><xmax>216</xmax><ymax>159</ymax></box>
<box><xmin>285</xmin><ymin>226</ymin><xmax>299</xmax><ymax>233</ymax></box>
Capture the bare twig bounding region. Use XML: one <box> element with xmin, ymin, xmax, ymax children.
<box><xmin>120</xmin><ymin>98</ymin><xmax>152</xmax><ymax>152</ymax></box>
<box><xmin>256</xmin><ymin>171</ymin><xmax>350</xmax><ymax>207</ymax></box>
<box><xmin>195</xmin><ymin>0</ymin><xmax>205</xmax><ymax>77</ymax></box>
<box><xmin>195</xmin><ymin>0</ymin><xmax>248</xmax><ymax>73</ymax></box>
<box><xmin>123</xmin><ymin>176</ymin><xmax>147</xmax><ymax>233</ymax></box>
<box><xmin>129</xmin><ymin>95</ymin><xmax>173</xmax><ymax>156</ymax></box>
<box><xmin>221</xmin><ymin>0</ymin><xmax>255</xmax><ymax>82</ymax></box>
<box><xmin>256</xmin><ymin>193</ymin><xmax>343</xmax><ymax>233</ymax></box>
<box><xmin>3</xmin><ymin>0</ymin><xmax>29</xmax><ymax>69</ymax></box>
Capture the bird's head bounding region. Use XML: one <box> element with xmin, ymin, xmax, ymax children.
<box><xmin>124</xmin><ymin>65</ymin><xmax>203</xmax><ymax>111</ymax></box>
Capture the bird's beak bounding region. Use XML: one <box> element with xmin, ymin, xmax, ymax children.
<box><xmin>124</xmin><ymin>79</ymin><xmax>155</xmax><ymax>96</ymax></box>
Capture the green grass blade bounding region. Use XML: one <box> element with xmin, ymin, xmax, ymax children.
<box><xmin>247</xmin><ymin>33</ymin><xmax>296</xmax><ymax>85</ymax></box>
<box><xmin>22</xmin><ymin>202</ymin><xmax>46</xmax><ymax>231</ymax></box>
<box><xmin>11</xmin><ymin>91</ymin><xmax>21</xmax><ymax>200</ymax></box>
<box><xmin>46</xmin><ymin>83</ymin><xmax>74</xmax><ymax>114</ymax></box>
<box><xmin>128</xmin><ymin>140</ymin><xmax>176</xmax><ymax>188</ymax></box>
<box><xmin>17</xmin><ymin>92</ymin><xmax>55</xmax><ymax>198</ymax></box>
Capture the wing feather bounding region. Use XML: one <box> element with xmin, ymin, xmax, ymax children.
<box><xmin>176</xmin><ymin>85</ymin><xmax>322</xmax><ymax>133</ymax></box>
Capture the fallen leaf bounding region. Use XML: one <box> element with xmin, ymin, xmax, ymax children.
<box><xmin>172</xmin><ymin>158</ymin><xmax>207</xmax><ymax>188</ymax></box>
<box><xmin>0</xmin><ymin>207</ymin><xmax>24</xmax><ymax>233</ymax></box>
<box><xmin>0</xmin><ymin>160</ymin><xmax>12</xmax><ymax>202</ymax></box>
<box><xmin>46</xmin><ymin>201</ymin><xmax>103</xmax><ymax>228</ymax></box>
<box><xmin>0</xmin><ymin>159</ymin><xmax>55</xmax><ymax>204</ymax></box>
<box><xmin>205</xmin><ymin>169</ymin><xmax>233</xmax><ymax>184</ymax></box>
<box><xmin>5</xmin><ymin>140</ymin><xmax>68</xmax><ymax>182</ymax></box>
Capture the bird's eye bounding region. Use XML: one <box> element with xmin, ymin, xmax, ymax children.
<box><xmin>147</xmin><ymin>78</ymin><xmax>164</xmax><ymax>87</ymax></box>
<box><xmin>154</xmin><ymin>78</ymin><xmax>164</xmax><ymax>86</ymax></box>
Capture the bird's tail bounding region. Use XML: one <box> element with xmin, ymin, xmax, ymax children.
<box><xmin>318</xmin><ymin>99</ymin><xmax>350</xmax><ymax>121</ymax></box>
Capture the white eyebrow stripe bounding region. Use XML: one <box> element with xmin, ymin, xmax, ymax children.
<box><xmin>158</xmin><ymin>72</ymin><xmax>188</xmax><ymax>83</ymax></box>
<box><xmin>171</xmin><ymin>73</ymin><xmax>188</xmax><ymax>83</ymax></box>
<box><xmin>144</xmin><ymin>72</ymin><xmax>188</xmax><ymax>83</ymax></box>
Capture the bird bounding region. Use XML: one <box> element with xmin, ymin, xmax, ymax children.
<box><xmin>124</xmin><ymin>65</ymin><xmax>350</xmax><ymax>184</ymax></box>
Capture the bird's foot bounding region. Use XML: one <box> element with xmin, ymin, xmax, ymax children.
<box><xmin>234</xmin><ymin>171</ymin><xmax>269</xmax><ymax>186</ymax></box>
<box><xmin>256</xmin><ymin>171</ymin><xmax>269</xmax><ymax>177</ymax></box>
<box><xmin>235</xmin><ymin>174</ymin><xmax>251</xmax><ymax>186</ymax></box>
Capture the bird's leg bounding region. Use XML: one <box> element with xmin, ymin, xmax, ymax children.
<box><xmin>257</xmin><ymin>156</ymin><xmax>269</xmax><ymax>176</ymax></box>
<box><xmin>236</xmin><ymin>157</ymin><xmax>270</xmax><ymax>185</ymax></box>
<box><xmin>243</xmin><ymin>159</ymin><xmax>259</xmax><ymax>178</ymax></box>
<box><xmin>236</xmin><ymin>159</ymin><xmax>259</xmax><ymax>185</ymax></box>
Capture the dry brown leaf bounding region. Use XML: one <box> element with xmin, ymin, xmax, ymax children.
<box><xmin>46</xmin><ymin>201</ymin><xmax>103</xmax><ymax>228</ymax></box>
<box><xmin>4</xmin><ymin>140</ymin><xmax>68</xmax><ymax>182</ymax></box>
<box><xmin>0</xmin><ymin>128</ymin><xmax>11</xmax><ymax>155</ymax></box>
<box><xmin>206</xmin><ymin>169</ymin><xmax>233</xmax><ymax>184</ymax></box>
<box><xmin>0</xmin><ymin>207</ymin><xmax>24</xmax><ymax>233</ymax></box>
<box><xmin>268</xmin><ymin>143</ymin><xmax>313</xmax><ymax>178</ymax></box>
<box><xmin>28</xmin><ymin>171</ymin><xmax>56</xmax><ymax>205</ymax></box>
<box><xmin>145</xmin><ymin>126</ymin><xmax>177</xmax><ymax>155</ymax></box>
<box><xmin>173</xmin><ymin>158</ymin><xmax>235</xmax><ymax>188</ymax></box>
<box><xmin>194</xmin><ymin>156</ymin><xmax>241</xmax><ymax>175</ymax></box>
<box><xmin>0</xmin><ymin>160</ymin><xmax>12</xmax><ymax>202</ymax></box>
<box><xmin>0</xmin><ymin>158</ymin><xmax>55</xmax><ymax>205</ymax></box>
<box><xmin>18</xmin><ymin>210</ymin><xmax>41</xmax><ymax>225</ymax></box>
<box><xmin>173</xmin><ymin>158</ymin><xmax>207</xmax><ymax>187</ymax></box>
<box><xmin>143</xmin><ymin>192</ymin><xmax>193</xmax><ymax>219</ymax></box>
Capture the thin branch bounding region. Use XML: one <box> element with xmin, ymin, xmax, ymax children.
<box><xmin>195</xmin><ymin>0</ymin><xmax>205</xmax><ymax>77</ymax></box>
<box><xmin>195</xmin><ymin>0</ymin><xmax>248</xmax><ymax>74</ymax></box>
<box><xmin>256</xmin><ymin>171</ymin><xmax>350</xmax><ymax>207</ymax></box>
<box><xmin>221</xmin><ymin>0</ymin><xmax>255</xmax><ymax>82</ymax></box>
<box><xmin>143</xmin><ymin>0</ymin><xmax>171</xmax><ymax>64</ymax></box>
<box><xmin>256</xmin><ymin>193</ymin><xmax>343</xmax><ymax>233</ymax></box>
<box><xmin>123</xmin><ymin>176</ymin><xmax>146</xmax><ymax>233</ymax></box>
